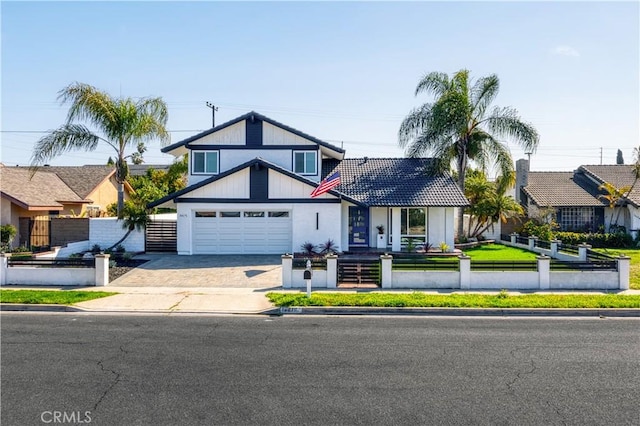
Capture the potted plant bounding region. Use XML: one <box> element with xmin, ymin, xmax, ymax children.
<box><xmin>376</xmin><ymin>225</ymin><xmax>386</xmax><ymax>249</ymax></box>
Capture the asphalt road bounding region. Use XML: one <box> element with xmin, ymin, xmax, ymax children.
<box><xmin>1</xmin><ymin>314</ymin><xmax>639</xmax><ymax>426</ymax></box>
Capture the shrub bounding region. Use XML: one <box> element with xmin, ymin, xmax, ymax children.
<box><xmin>520</xmin><ymin>220</ymin><xmax>556</xmax><ymax>241</ymax></box>
<box><xmin>0</xmin><ymin>224</ymin><xmax>17</xmax><ymax>250</ymax></box>
<box><xmin>554</xmin><ymin>231</ymin><xmax>633</xmax><ymax>248</ymax></box>
<box><xmin>300</xmin><ymin>242</ymin><xmax>317</xmax><ymax>256</ymax></box>
<box><xmin>11</xmin><ymin>245</ymin><xmax>29</xmax><ymax>253</ymax></box>
<box><xmin>90</xmin><ymin>244</ymin><xmax>102</xmax><ymax>254</ymax></box>
<box><xmin>439</xmin><ymin>242</ymin><xmax>450</xmax><ymax>253</ymax></box>
<box><xmin>114</xmin><ymin>244</ymin><xmax>126</xmax><ymax>253</ymax></box>
<box><xmin>319</xmin><ymin>239</ymin><xmax>339</xmax><ymax>255</ymax></box>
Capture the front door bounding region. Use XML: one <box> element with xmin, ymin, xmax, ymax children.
<box><xmin>348</xmin><ymin>206</ymin><xmax>369</xmax><ymax>247</ymax></box>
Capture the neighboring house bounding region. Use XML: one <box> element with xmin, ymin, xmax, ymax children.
<box><xmin>0</xmin><ymin>164</ymin><xmax>133</xmax><ymax>247</ymax></box>
<box><xmin>150</xmin><ymin>111</ymin><xmax>468</xmax><ymax>255</ymax></box>
<box><xmin>516</xmin><ymin>159</ymin><xmax>640</xmax><ymax>234</ymax></box>
<box><xmin>128</xmin><ymin>164</ymin><xmax>172</xmax><ymax>176</ymax></box>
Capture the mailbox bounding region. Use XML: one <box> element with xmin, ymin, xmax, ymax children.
<box><xmin>303</xmin><ymin>270</ymin><xmax>312</xmax><ymax>280</ymax></box>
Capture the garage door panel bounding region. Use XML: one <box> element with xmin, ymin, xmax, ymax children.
<box><xmin>193</xmin><ymin>210</ymin><xmax>291</xmax><ymax>254</ymax></box>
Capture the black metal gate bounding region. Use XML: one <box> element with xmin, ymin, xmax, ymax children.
<box><xmin>145</xmin><ymin>220</ymin><xmax>177</xmax><ymax>252</ymax></box>
<box><xmin>18</xmin><ymin>217</ymin><xmax>50</xmax><ymax>250</ymax></box>
<box><xmin>337</xmin><ymin>258</ymin><xmax>380</xmax><ymax>286</ymax></box>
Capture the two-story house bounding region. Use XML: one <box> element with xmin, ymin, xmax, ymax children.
<box><xmin>150</xmin><ymin>111</ymin><xmax>468</xmax><ymax>255</ymax></box>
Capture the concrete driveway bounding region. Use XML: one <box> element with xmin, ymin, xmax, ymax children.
<box><xmin>109</xmin><ymin>254</ymin><xmax>282</xmax><ymax>288</ymax></box>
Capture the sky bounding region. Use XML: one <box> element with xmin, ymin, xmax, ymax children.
<box><xmin>1</xmin><ymin>1</ymin><xmax>638</xmax><ymax>173</ymax></box>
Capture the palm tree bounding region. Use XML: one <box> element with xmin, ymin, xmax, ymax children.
<box><xmin>398</xmin><ymin>69</ymin><xmax>539</xmax><ymax>238</ymax></box>
<box><xmin>598</xmin><ymin>182</ymin><xmax>631</xmax><ymax>231</ymax></box>
<box><xmin>31</xmin><ymin>82</ymin><xmax>170</xmax><ymax>218</ymax></box>
<box><xmin>106</xmin><ymin>201</ymin><xmax>150</xmax><ymax>251</ymax></box>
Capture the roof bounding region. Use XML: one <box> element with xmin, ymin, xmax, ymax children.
<box><xmin>148</xmin><ymin>157</ymin><xmax>364</xmax><ymax>208</ymax></box>
<box><xmin>42</xmin><ymin>165</ymin><xmax>117</xmax><ymax>198</ymax></box>
<box><xmin>321</xmin><ymin>158</ymin><xmax>469</xmax><ymax>207</ymax></box>
<box><xmin>578</xmin><ymin>165</ymin><xmax>640</xmax><ymax>207</ymax></box>
<box><xmin>523</xmin><ymin>171</ymin><xmax>607</xmax><ymax>207</ymax></box>
<box><xmin>0</xmin><ymin>166</ymin><xmax>87</xmax><ymax>209</ymax></box>
<box><xmin>128</xmin><ymin>164</ymin><xmax>172</xmax><ymax>176</ymax></box>
<box><xmin>162</xmin><ymin>111</ymin><xmax>345</xmax><ymax>155</ymax></box>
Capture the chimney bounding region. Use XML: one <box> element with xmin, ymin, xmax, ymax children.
<box><xmin>515</xmin><ymin>158</ymin><xmax>529</xmax><ymax>203</ymax></box>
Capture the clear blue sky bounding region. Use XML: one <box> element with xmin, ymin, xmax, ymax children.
<box><xmin>2</xmin><ymin>1</ymin><xmax>638</xmax><ymax>172</ymax></box>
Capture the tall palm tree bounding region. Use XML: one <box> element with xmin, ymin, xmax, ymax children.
<box><xmin>31</xmin><ymin>82</ymin><xmax>170</xmax><ymax>218</ymax></box>
<box><xmin>398</xmin><ymin>69</ymin><xmax>539</xmax><ymax>238</ymax></box>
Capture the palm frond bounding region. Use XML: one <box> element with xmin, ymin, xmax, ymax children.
<box><xmin>484</xmin><ymin>106</ymin><xmax>540</xmax><ymax>152</ymax></box>
<box><xmin>414</xmin><ymin>72</ymin><xmax>450</xmax><ymax>97</ymax></box>
<box><xmin>471</xmin><ymin>74</ymin><xmax>499</xmax><ymax>118</ymax></box>
<box><xmin>58</xmin><ymin>82</ymin><xmax>117</xmax><ymax>133</ymax></box>
<box><xmin>398</xmin><ymin>104</ymin><xmax>433</xmax><ymax>148</ymax></box>
<box><xmin>30</xmin><ymin>124</ymin><xmax>103</xmax><ymax>167</ymax></box>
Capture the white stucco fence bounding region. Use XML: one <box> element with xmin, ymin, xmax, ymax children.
<box><xmin>281</xmin><ymin>254</ymin><xmax>629</xmax><ymax>290</ymax></box>
<box><xmin>89</xmin><ymin>218</ymin><xmax>145</xmax><ymax>253</ymax></box>
<box><xmin>0</xmin><ymin>253</ymin><xmax>110</xmax><ymax>286</ymax></box>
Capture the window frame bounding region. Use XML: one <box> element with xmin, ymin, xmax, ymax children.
<box><xmin>191</xmin><ymin>150</ymin><xmax>219</xmax><ymax>175</ymax></box>
<box><xmin>292</xmin><ymin>150</ymin><xmax>317</xmax><ymax>175</ymax></box>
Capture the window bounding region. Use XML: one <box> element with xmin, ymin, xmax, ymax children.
<box><xmin>400</xmin><ymin>208</ymin><xmax>426</xmax><ymax>236</ymax></box>
<box><xmin>244</xmin><ymin>211</ymin><xmax>265</xmax><ymax>218</ymax></box>
<box><xmin>268</xmin><ymin>211</ymin><xmax>289</xmax><ymax>218</ymax></box>
<box><xmin>192</xmin><ymin>151</ymin><xmax>219</xmax><ymax>174</ymax></box>
<box><xmin>86</xmin><ymin>206</ymin><xmax>101</xmax><ymax>218</ymax></box>
<box><xmin>220</xmin><ymin>211</ymin><xmax>240</xmax><ymax>218</ymax></box>
<box><xmin>195</xmin><ymin>211</ymin><xmax>216</xmax><ymax>218</ymax></box>
<box><xmin>558</xmin><ymin>207</ymin><xmax>595</xmax><ymax>232</ymax></box>
<box><xmin>293</xmin><ymin>151</ymin><xmax>317</xmax><ymax>175</ymax></box>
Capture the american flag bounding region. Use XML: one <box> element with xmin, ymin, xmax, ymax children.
<box><xmin>310</xmin><ymin>171</ymin><xmax>341</xmax><ymax>198</ymax></box>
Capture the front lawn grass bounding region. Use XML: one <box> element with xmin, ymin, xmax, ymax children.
<box><xmin>267</xmin><ymin>292</ymin><xmax>640</xmax><ymax>309</ymax></box>
<box><xmin>0</xmin><ymin>290</ymin><xmax>116</xmax><ymax>305</ymax></box>
<box><xmin>462</xmin><ymin>244</ymin><xmax>538</xmax><ymax>260</ymax></box>
<box><xmin>593</xmin><ymin>248</ymin><xmax>640</xmax><ymax>290</ymax></box>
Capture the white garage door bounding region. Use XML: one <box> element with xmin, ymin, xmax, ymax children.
<box><xmin>192</xmin><ymin>210</ymin><xmax>292</xmax><ymax>254</ymax></box>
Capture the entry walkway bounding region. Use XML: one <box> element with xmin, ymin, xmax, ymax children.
<box><xmin>110</xmin><ymin>254</ymin><xmax>282</xmax><ymax>288</ymax></box>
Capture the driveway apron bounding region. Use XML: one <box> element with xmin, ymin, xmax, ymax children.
<box><xmin>109</xmin><ymin>254</ymin><xmax>282</xmax><ymax>288</ymax></box>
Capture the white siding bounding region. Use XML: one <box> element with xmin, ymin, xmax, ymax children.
<box><xmin>263</xmin><ymin>122</ymin><xmax>317</xmax><ymax>146</ymax></box>
<box><xmin>221</xmin><ymin>150</ymin><xmax>294</xmax><ymax>174</ymax></box>
<box><xmin>183</xmin><ymin>169</ymin><xmax>249</xmax><ymax>199</ymax></box>
<box><xmin>369</xmin><ymin>207</ymin><xmax>388</xmax><ymax>248</ymax></box>
<box><xmin>428</xmin><ymin>207</ymin><xmax>455</xmax><ymax>248</ymax></box>
<box><xmin>268</xmin><ymin>170</ymin><xmax>333</xmax><ymax>199</ymax></box>
<box><xmin>189</xmin><ymin>121</ymin><xmax>246</xmax><ymax>146</ymax></box>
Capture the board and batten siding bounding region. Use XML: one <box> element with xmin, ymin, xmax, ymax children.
<box><xmin>268</xmin><ymin>170</ymin><xmax>333</xmax><ymax>199</ymax></box>
<box><xmin>262</xmin><ymin>122</ymin><xmax>317</xmax><ymax>146</ymax></box>
<box><xmin>189</xmin><ymin>121</ymin><xmax>246</xmax><ymax>146</ymax></box>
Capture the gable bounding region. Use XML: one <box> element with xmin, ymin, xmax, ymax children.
<box><xmin>148</xmin><ymin>158</ymin><xmax>351</xmax><ymax>208</ymax></box>
<box><xmin>162</xmin><ymin>111</ymin><xmax>344</xmax><ymax>158</ymax></box>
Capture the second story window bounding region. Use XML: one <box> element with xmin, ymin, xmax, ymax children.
<box><xmin>192</xmin><ymin>151</ymin><xmax>219</xmax><ymax>174</ymax></box>
<box><xmin>293</xmin><ymin>151</ymin><xmax>317</xmax><ymax>175</ymax></box>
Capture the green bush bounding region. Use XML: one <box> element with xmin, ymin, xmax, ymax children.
<box><xmin>0</xmin><ymin>224</ymin><xmax>17</xmax><ymax>249</ymax></box>
<box><xmin>520</xmin><ymin>220</ymin><xmax>556</xmax><ymax>241</ymax></box>
<box><xmin>554</xmin><ymin>231</ymin><xmax>633</xmax><ymax>248</ymax></box>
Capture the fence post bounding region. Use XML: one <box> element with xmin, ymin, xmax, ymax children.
<box><xmin>537</xmin><ymin>255</ymin><xmax>550</xmax><ymax>290</ymax></box>
<box><xmin>550</xmin><ymin>240</ymin><xmax>560</xmax><ymax>258</ymax></box>
<box><xmin>380</xmin><ymin>254</ymin><xmax>393</xmax><ymax>289</ymax></box>
<box><xmin>281</xmin><ymin>254</ymin><xmax>293</xmax><ymax>289</ymax></box>
<box><xmin>459</xmin><ymin>255</ymin><xmax>471</xmax><ymax>290</ymax></box>
<box><xmin>94</xmin><ymin>254</ymin><xmax>110</xmax><ymax>287</ymax></box>
<box><xmin>617</xmin><ymin>255</ymin><xmax>630</xmax><ymax>290</ymax></box>
<box><xmin>326</xmin><ymin>255</ymin><xmax>338</xmax><ymax>289</ymax></box>
<box><xmin>510</xmin><ymin>233</ymin><xmax>518</xmax><ymax>245</ymax></box>
<box><xmin>578</xmin><ymin>243</ymin><xmax>591</xmax><ymax>261</ymax></box>
<box><xmin>0</xmin><ymin>253</ymin><xmax>9</xmax><ymax>286</ymax></box>
<box><xmin>528</xmin><ymin>236</ymin><xmax>538</xmax><ymax>251</ymax></box>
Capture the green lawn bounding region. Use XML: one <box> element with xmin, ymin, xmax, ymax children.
<box><xmin>462</xmin><ymin>244</ymin><xmax>538</xmax><ymax>260</ymax></box>
<box><xmin>0</xmin><ymin>290</ymin><xmax>116</xmax><ymax>305</ymax></box>
<box><xmin>593</xmin><ymin>248</ymin><xmax>640</xmax><ymax>290</ymax></box>
<box><xmin>268</xmin><ymin>292</ymin><xmax>640</xmax><ymax>309</ymax></box>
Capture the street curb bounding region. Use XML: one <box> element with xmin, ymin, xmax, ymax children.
<box><xmin>266</xmin><ymin>307</ymin><xmax>640</xmax><ymax>317</ymax></box>
<box><xmin>0</xmin><ymin>304</ymin><xmax>85</xmax><ymax>312</ymax></box>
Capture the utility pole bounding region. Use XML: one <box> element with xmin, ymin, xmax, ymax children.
<box><xmin>206</xmin><ymin>102</ymin><xmax>218</xmax><ymax>128</ymax></box>
<box><xmin>525</xmin><ymin>151</ymin><xmax>532</xmax><ymax>163</ymax></box>
<box><xmin>600</xmin><ymin>147</ymin><xmax>603</xmax><ymax>165</ymax></box>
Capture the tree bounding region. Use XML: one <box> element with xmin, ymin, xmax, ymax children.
<box><xmin>617</xmin><ymin>149</ymin><xmax>624</xmax><ymax>165</ymax></box>
<box><xmin>398</xmin><ymin>69</ymin><xmax>539</xmax><ymax>238</ymax></box>
<box><xmin>127</xmin><ymin>156</ymin><xmax>188</xmax><ymax>209</ymax></box>
<box><xmin>105</xmin><ymin>201</ymin><xmax>150</xmax><ymax>250</ymax></box>
<box><xmin>464</xmin><ymin>171</ymin><xmax>524</xmax><ymax>238</ymax></box>
<box><xmin>598</xmin><ymin>182</ymin><xmax>631</xmax><ymax>231</ymax></box>
<box><xmin>30</xmin><ymin>82</ymin><xmax>170</xmax><ymax>218</ymax></box>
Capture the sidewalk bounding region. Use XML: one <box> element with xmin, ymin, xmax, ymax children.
<box><xmin>2</xmin><ymin>285</ymin><xmax>639</xmax><ymax>316</ymax></box>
